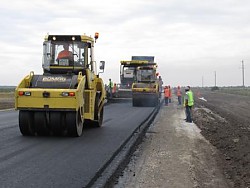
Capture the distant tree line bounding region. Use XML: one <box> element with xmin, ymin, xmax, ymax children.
<box><xmin>0</xmin><ymin>86</ymin><xmax>16</xmax><ymax>92</ymax></box>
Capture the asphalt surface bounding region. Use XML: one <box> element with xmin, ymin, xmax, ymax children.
<box><xmin>0</xmin><ymin>102</ymin><xmax>155</xmax><ymax>188</ymax></box>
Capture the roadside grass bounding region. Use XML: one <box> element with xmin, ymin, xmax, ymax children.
<box><xmin>0</xmin><ymin>86</ymin><xmax>15</xmax><ymax>93</ymax></box>
<box><xmin>217</xmin><ymin>87</ymin><xmax>250</xmax><ymax>97</ymax></box>
<box><xmin>0</xmin><ymin>87</ymin><xmax>15</xmax><ymax>110</ymax></box>
<box><xmin>0</xmin><ymin>92</ymin><xmax>14</xmax><ymax>99</ymax></box>
<box><xmin>197</xmin><ymin>87</ymin><xmax>250</xmax><ymax>97</ymax></box>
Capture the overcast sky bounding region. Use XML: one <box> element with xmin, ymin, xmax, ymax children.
<box><xmin>0</xmin><ymin>0</ymin><xmax>250</xmax><ymax>87</ymax></box>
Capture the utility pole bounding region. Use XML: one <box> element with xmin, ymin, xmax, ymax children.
<box><xmin>242</xmin><ymin>60</ymin><xmax>245</xmax><ymax>87</ymax></box>
<box><xmin>214</xmin><ymin>71</ymin><xmax>217</xmax><ymax>87</ymax></box>
<box><xmin>202</xmin><ymin>76</ymin><xmax>204</xmax><ymax>88</ymax></box>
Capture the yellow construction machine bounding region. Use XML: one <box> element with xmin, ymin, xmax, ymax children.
<box><xmin>15</xmin><ymin>33</ymin><xmax>106</xmax><ymax>137</ymax></box>
<box><xmin>116</xmin><ymin>56</ymin><xmax>155</xmax><ymax>98</ymax></box>
<box><xmin>131</xmin><ymin>60</ymin><xmax>160</xmax><ymax>107</ymax></box>
<box><xmin>116</xmin><ymin>60</ymin><xmax>149</xmax><ymax>98</ymax></box>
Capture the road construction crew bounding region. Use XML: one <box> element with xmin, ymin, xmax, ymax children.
<box><xmin>164</xmin><ymin>86</ymin><xmax>170</xmax><ymax>106</ymax></box>
<box><xmin>184</xmin><ymin>86</ymin><xmax>194</xmax><ymax>123</ymax></box>
<box><xmin>176</xmin><ymin>86</ymin><xmax>182</xmax><ymax>105</ymax></box>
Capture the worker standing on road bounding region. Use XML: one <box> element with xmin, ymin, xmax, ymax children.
<box><xmin>176</xmin><ymin>86</ymin><xmax>182</xmax><ymax>105</ymax></box>
<box><xmin>104</xmin><ymin>84</ymin><xmax>109</xmax><ymax>99</ymax></box>
<box><xmin>112</xmin><ymin>83</ymin><xmax>117</xmax><ymax>98</ymax></box>
<box><xmin>184</xmin><ymin>86</ymin><xmax>194</xmax><ymax>123</ymax></box>
<box><xmin>164</xmin><ymin>86</ymin><xmax>170</xmax><ymax>106</ymax></box>
<box><xmin>108</xmin><ymin>79</ymin><xmax>113</xmax><ymax>99</ymax></box>
<box><xmin>158</xmin><ymin>76</ymin><xmax>163</xmax><ymax>93</ymax></box>
<box><xmin>168</xmin><ymin>85</ymin><xmax>172</xmax><ymax>103</ymax></box>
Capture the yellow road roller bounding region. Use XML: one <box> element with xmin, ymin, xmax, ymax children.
<box><xmin>132</xmin><ymin>62</ymin><xmax>160</xmax><ymax>107</ymax></box>
<box><xmin>15</xmin><ymin>33</ymin><xmax>106</xmax><ymax>137</ymax></box>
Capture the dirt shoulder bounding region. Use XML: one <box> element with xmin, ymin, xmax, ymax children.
<box><xmin>193</xmin><ymin>90</ymin><xmax>250</xmax><ymax>188</ymax></box>
<box><xmin>114</xmin><ymin>98</ymin><xmax>231</xmax><ymax>188</ymax></box>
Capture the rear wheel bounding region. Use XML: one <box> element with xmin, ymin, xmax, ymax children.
<box><xmin>155</xmin><ymin>96</ymin><xmax>160</xmax><ymax>106</ymax></box>
<box><xmin>19</xmin><ymin>111</ymin><xmax>35</xmax><ymax>136</ymax></box>
<box><xmin>132</xmin><ymin>97</ymin><xmax>138</xmax><ymax>107</ymax></box>
<box><xmin>66</xmin><ymin>111</ymin><xmax>83</xmax><ymax>137</ymax></box>
<box><xmin>132</xmin><ymin>98</ymin><xmax>136</xmax><ymax>106</ymax></box>
<box><xmin>34</xmin><ymin>112</ymin><xmax>49</xmax><ymax>136</ymax></box>
<box><xmin>50</xmin><ymin>112</ymin><xmax>62</xmax><ymax>136</ymax></box>
<box><xmin>150</xmin><ymin>96</ymin><xmax>158</xmax><ymax>107</ymax></box>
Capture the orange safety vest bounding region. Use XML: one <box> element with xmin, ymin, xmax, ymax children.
<box><xmin>169</xmin><ymin>88</ymin><xmax>172</xmax><ymax>97</ymax></box>
<box><xmin>112</xmin><ymin>84</ymin><xmax>117</xmax><ymax>93</ymax></box>
<box><xmin>57</xmin><ymin>50</ymin><xmax>73</xmax><ymax>59</ymax></box>
<box><xmin>177</xmin><ymin>88</ymin><xmax>182</xmax><ymax>96</ymax></box>
<box><xmin>164</xmin><ymin>88</ymin><xmax>170</xmax><ymax>97</ymax></box>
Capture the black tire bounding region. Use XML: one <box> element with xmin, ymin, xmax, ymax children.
<box><xmin>93</xmin><ymin>106</ymin><xmax>104</xmax><ymax>127</ymax></box>
<box><xmin>19</xmin><ymin>111</ymin><xmax>35</xmax><ymax>136</ymax></box>
<box><xmin>150</xmin><ymin>97</ymin><xmax>158</xmax><ymax>107</ymax></box>
<box><xmin>92</xmin><ymin>93</ymin><xmax>104</xmax><ymax>127</ymax></box>
<box><xmin>66</xmin><ymin>111</ymin><xmax>83</xmax><ymax>137</ymax></box>
<box><xmin>50</xmin><ymin>112</ymin><xmax>62</xmax><ymax>136</ymax></box>
<box><xmin>136</xmin><ymin>98</ymin><xmax>143</xmax><ymax>107</ymax></box>
<box><xmin>155</xmin><ymin>97</ymin><xmax>160</xmax><ymax>106</ymax></box>
<box><xmin>132</xmin><ymin>98</ymin><xmax>137</xmax><ymax>107</ymax></box>
<box><xmin>34</xmin><ymin>112</ymin><xmax>49</xmax><ymax>136</ymax></box>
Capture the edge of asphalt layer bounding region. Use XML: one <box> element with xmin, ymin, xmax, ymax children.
<box><xmin>3</xmin><ymin>99</ymin><xmax>160</xmax><ymax>187</ymax></box>
<box><xmin>87</xmin><ymin>100</ymin><xmax>163</xmax><ymax>188</ymax></box>
<box><xmin>0</xmin><ymin>108</ymin><xmax>15</xmax><ymax>112</ymax></box>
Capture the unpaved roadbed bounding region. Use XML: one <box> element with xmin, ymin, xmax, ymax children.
<box><xmin>115</xmin><ymin>99</ymin><xmax>231</xmax><ymax>188</ymax></box>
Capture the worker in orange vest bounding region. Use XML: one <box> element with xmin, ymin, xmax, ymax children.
<box><xmin>176</xmin><ymin>86</ymin><xmax>182</xmax><ymax>105</ymax></box>
<box><xmin>164</xmin><ymin>86</ymin><xmax>170</xmax><ymax>106</ymax></box>
<box><xmin>112</xmin><ymin>83</ymin><xmax>117</xmax><ymax>97</ymax></box>
<box><xmin>57</xmin><ymin>44</ymin><xmax>73</xmax><ymax>61</ymax></box>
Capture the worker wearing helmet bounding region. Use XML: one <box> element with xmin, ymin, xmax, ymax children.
<box><xmin>108</xmin><ymin>78</ymin><xmax>114</xmax><ymax>99</ymax></box>
<box><xmin>164</xmin><ymin>86</ymin><xmax>170</xmax><ymax>106</ymax></box>
<box><xmin>112</xmin><ymin>83</ymin><xmax>117</xmax><ymax>98</ymax></box>
<box><xmin>168</xmin><ymin>85</ymin><xmax>172</xmax><ymax>103</ymax></box>
<box><xmin>184</xmin><ymin>86</ymin><xmax>194</xmax><ymax>123</ymax></box>
<box><xmin>176</xmin><ymin>86</ymin><xmax>182</xmax><ymax>105</ymax></box>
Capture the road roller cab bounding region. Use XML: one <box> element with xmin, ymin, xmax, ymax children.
<box><xmin>15</xmin><ymin>33</ymin><xmax>106</xmax><ymax>137</ymax></box>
